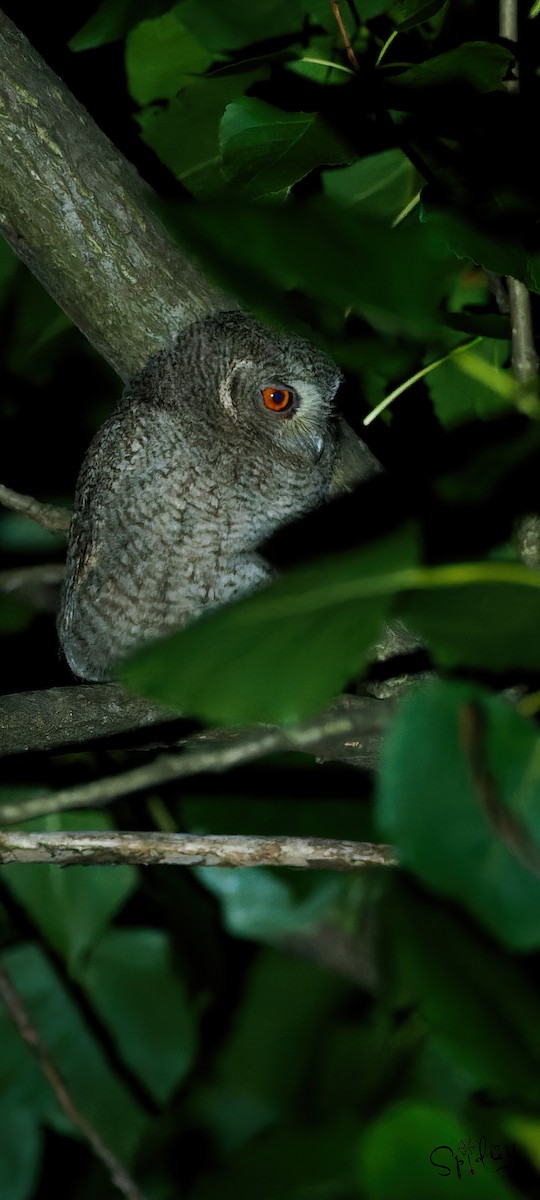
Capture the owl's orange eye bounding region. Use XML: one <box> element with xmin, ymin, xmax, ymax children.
<box><xmin>261</xmin><ymin>386</ymin><xmax>294</xmax><ymax>412</ymax></box>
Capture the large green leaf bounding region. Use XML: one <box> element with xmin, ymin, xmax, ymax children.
<box><xmin>390</xmin><ymin>0</ymin><xmax>448</xmax><ymax>30</ymax></box>
<box><xmin>122</xmin><ymin>525</ymin><xmax>418</xmax><ymax>724</ymax></box>
<box><xmin>0</xmin><ymin>943</ymin><xmax>149</xmax><ymax>1156</ymax></box>
<box><xmin>189</xmin><ymin>1118</ymin><xmax>359</xmax><ymax>1200</ymax></box>
<box><xmin>0</xmin><ymin>1099</ymin><xmax>41</xmax><ymax>1200</ymax></box>
<box><xmin>399</xmin><ymin>575</ymin><xmax>540</xmax><ymax>672</ymax></box>
<box><xmin>137</xmin><ymin>70</ymin><xmax>267</xmax><ymax>197</ymax></box>
<box><xmin>322</xmin><ymin>148</ymin><xmax>419</xmax><ymax>221</ymax></box>
<box><xmin>220</xmin><ymin>97</ymin><xmax>354</xmax><ymax>198</ymax></box>
<box><xmin>387</xmin><ymin>43</ymin><xmax>513</xmax><ymax>94</ymax></box>
<box><xmin>167</xmin><ymin>196</ymin><xmax>457</xmax><ymax>336</ymax></box>
<box><xmin>358</xmin><ymin>1100</ymin><xmax>516</xmax><ymax>1198</ymax></box>
<box><xmin>0</xmin><ymin>812</ymin><xmax>137</xmax><ymax>970</ymax></box>
<box><xmin>81</xmin><ymin>928</ymin><xmax>197</xmax><ymax>1103</ymax></box>
<box><xmin>377</xmin><ymin>680</ymin><xmax>540</xmax><ymax>950</ymax></box>
<box><xmin>423</xmin><ymin>205</ymin><xmax>540</xmax><ymax>296</ymax></box>
<box><xmin>194</xmin><ymin>947</ymin><xmax>347</xmax><ymax>1151</ymax></box>
<box><xmin>176</xmin><ymin>0</ymin><xmax>304</xmax><ymax>52</ymax></box>
<box><xmin>126</xmin><ymin>9</ymin><xmax>213</xmax><ymax>105</ymax></box>
<box><xmin>195</xmin><ymin>866</ymin><xmax>342</xmax><ymax>941</ymax></box>
<box><xmin>69</xmin><ymin>0</ymin><xmax>171</xmax><ymax>49</ymax></box>
<box><xmin>426</xmin><ymin>337</ymin><xmax>512</xmax><ymax>426</ymax></box>
<box><xmin>385</xmin><ymin>879</ymin><xmax>540</xmax><ymax>1105</ymax></box>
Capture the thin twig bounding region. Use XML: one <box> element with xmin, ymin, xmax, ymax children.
<box><xmin>507</xmin><ymin>278</ymin><xmax>540</xmax><ymax>389</ymax></box>
<box><xmin>329</xmin><ymin>1</ymin><xmax>359</xmax><ymax>71</ymax></box>
<box><xmin>0</xmin><ymin>483</ymin><xmax>71</xmax><ymax>534</ymax></box>
<box><xmin>0</xmin><ymin>964</ymin><xmax>148</xmax><ymax>1200</ymax></box>
<box><xmin>498</xmin><ymin>0</ymin><xmax>539</xmax><ymax>390</ymax></box>
<box><xmin>0</xmin><ymin>830</ymin><xmax>396</xmax><ymax>869</ymax></box>
<box><xmin>499</xmin><ymin>0</ymin><xmax>518</xmax><ymax>45</ymax></box>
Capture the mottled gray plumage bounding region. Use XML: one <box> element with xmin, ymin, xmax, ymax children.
<box><xmin>58</xmin><ymin>312</ymin><xmax>375</xmax><ymax>681</ymax></box>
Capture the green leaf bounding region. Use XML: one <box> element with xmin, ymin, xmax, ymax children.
<box><xmin>360</xmin><ymin>0</ymin><xmax>397</xmax><ymax>18</ymax></box>
<box><xmin>426</xmin><ymin>337</ymin><xmax>512</xmax><ymax>425</ymax></box>
<box><xmin>0</xmin><ymin>1099</ymin><xmax>41</xmax><ymax>1200</ymax></box>
<box><xmin>176</xmin><ymin>0</ymin><xmax>304</xmax><ymax>53</ymax></box>
<box><xmin>167</xmin><ymin>197</ymin><xmax>458</xmax><ymax>337</ymax></box>
<box><xmin>322</xmin><ymin>148</ymin><xmax>419</xmax><ymax>220</ymax></box>
<box><xmin>422</xmin><ymin>205</ymin><xmax>540</xmax><ymax>296</ymax></box>
<box><xmin>220</xmin><ymin>97</ymin><xmax>354</xmax><ymax>198</ymax></box>
<box><xmin>122</xmin><ymin>525</ymin><xmax>418</xmax><ymax>724</ymax></box>
<box><xmin>126</xmin><ymin>9</ymin><xmax>213</xmax><ymax>105</ymax></box>
<box><xmin>199</xmin><ymin>947</ymin><xmax>346</xmax><ymax>1147</ymax></box>
<box><xmin>69</xmin><ymin>0</ymin><xmax>170</xmax><ymax>50</ymax></box>
<box><xmin>0</xmin><ymin>812</ymin><xmax>137</xmax><ymax>970</ymax></box>
<box><xmin>195</xmin><ymin>866</ymin><xmax>342</xmax><ymax>941</ymax></box>
<box><xmin>0</xmin><ymin>943</ymin><xmax>149</xmax><ymax>1155</ymax></box>
<box><xmin>376</xmin><ymin>680</ymin><xmax>540</xmax><ymax>950</ymax></box>
<box><xmin>81</xmin><ymin>929</ymin><xmax>197</xmax><ymax>1103</ymax></box>
<box><xmin>358</xmin><ymin>1100</ymin><xmax>516</xmax><ymax>1198</ymax></box>
<box><xmin>390</xmin><ymin>0</ymin><xmax>450</xmax><ymax>31</ymax></box>
<box><xmin>385</xmin><ymin>879</ymin><xmax>540</xmax><ymax>1106</ymax></box>
<box><xmin>387</xmin><ymin>42</ymin><xmax>513</xmax><ymax>94</ymax></box>
<box><xmin>189</xmin><ymin>1118</ymin><xmax>359</xmax><ymax>1200</ymax></box>
<box><xmin>137</xmin><ymin>70</ymin><xmax>267</xmax><ymax>197</ymax></box>
<box><xmin>399</xmin><ymin>575</ymin><xmax>540</xmax><ymax>672</ymax></box>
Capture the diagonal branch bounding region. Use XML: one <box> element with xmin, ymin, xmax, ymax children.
<box><xmin>0</xmin><ymin>10</ymin><xmax>227</xmax><ymax>380</ymax></box>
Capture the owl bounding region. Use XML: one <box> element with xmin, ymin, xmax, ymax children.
<box><xmin>58</xmin><ymin>312</ymin><xmax>377</xmax><ymax>681</ymax></box>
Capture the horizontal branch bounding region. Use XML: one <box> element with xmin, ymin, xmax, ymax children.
<box><xmin>0</xmin><ymin>683</ymin><xmax>178</xmax><ymax>757</ymax></box>
<box><xmin>0</xmin><ymin>830</ymin><xmax>396</xmax><ymax>869</ymax></box>
<box><xmin>0</xmin><ymin>686</ymin><xmax>388</xmax><ymax>777</ymax></box>
<box><xmin>0</xmin><ymin>10</ymin><xmax>228</xmax><ymax>380</ymax></box>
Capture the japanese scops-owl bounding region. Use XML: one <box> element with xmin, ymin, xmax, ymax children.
<box><xmin>59</xmin><ymin>312</ymin><xmax>372</xmax><ymax>681</ymax></box>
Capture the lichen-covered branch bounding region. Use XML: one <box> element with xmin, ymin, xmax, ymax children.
<box><xmin>0</xmin><ymin>10</ymin><xmax>228</xmax><ymax>380</ymax></box>
<box><xmin>0</xmin><ymin>829</ymin><xmax>396</xmax><ymax>869</ymax></box>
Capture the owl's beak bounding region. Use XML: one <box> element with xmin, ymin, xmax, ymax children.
<box><xmin>312</xmin><ymin>434</ymin><xmax>324</xmax><ymax>461</ymax></box>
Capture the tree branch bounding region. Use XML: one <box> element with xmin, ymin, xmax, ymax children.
<box><xmin>0</xmin><ymin>482</ymin><xmax>71</xmax><ymax>533</ymax></box>
<box><xmin>0</xmin><ymin>964</ymin><xmax>149</xmax><ymax>1200</ymax></box>
<box><xmin>0</xmin><ymin>10</ymin><xmax>228</xmax><ymax>381</ymax></box>
<box><xmin>0</xmin><ymin>684</ymin><xmax>178</xmax><ymax>757</ymax></box>
<box><xmin>0</xmin><ymin>686</ymin><xmax>389</xmax><ymax>767</ymax></box>
<box><xmin>0</xmin><ymin>830</ymin><xmax>395</xmax><ymax>869</ymax></box>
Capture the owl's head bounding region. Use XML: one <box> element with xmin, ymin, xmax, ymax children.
<box><xmin>170</xmin><ymin>312</ymin><xmax>342</xmax><ymax>469</ymax></box>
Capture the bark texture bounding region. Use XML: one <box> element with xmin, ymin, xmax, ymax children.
<box><xmin>0</xmin><ymin>11</ymin><xmax>229</xmax><ymax>380</ymax></box>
